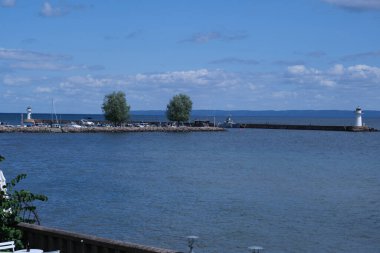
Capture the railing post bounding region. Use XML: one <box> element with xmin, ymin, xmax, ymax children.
<box><xmin>186</xmin><ymin>236</ymin><xmax>198</xmax><ymax>253</ymax></box>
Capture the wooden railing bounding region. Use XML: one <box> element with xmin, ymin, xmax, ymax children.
<box><xmin>17</xmin><ymin>223</ymin><xmax>178</xmax><ymax>253</ymax></box>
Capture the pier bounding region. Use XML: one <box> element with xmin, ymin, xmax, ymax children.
<box><xmin>0</xmin><ymin>125</ymin><xmax>224</xmax><ymax>133</ymax></box>
<box><xmin>239</xmin><ymin>123</ymin><xmax>378</xmax><ymax>132</ymax></box>
<box><xmin>1</xmin><ymin>123</ymin><xmax>378</xmax><ymax>133</ymax></box>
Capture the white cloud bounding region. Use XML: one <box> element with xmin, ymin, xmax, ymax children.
<box><xmin>40</xmin><ymin>2</ymin><xmax>66</xmax><ymax>17</ymax></box>
<box><xmin>134</xmin><ymin>69</ymin><xmax>212</xmax><ymax>85</ymax></box>
<box><xmin>347</xmin><ymin>64</ymin><xmax>380</xmax><ymax>79</ymax></box>
<box><xmin>287</xmin><ymin>64</ymin><xmax>334</xmax><ymax>87</ymax></box>
<box><xmin>341</xmin><ymin>50</ymin><xmax>380</xmax><ymax>61</ymax></box>
<box><xmin>210</xmin><ymin>57</ymin><xmax>259</xmax><ymax>65</ymax></box>
<box><xmin>66</xmin><ymin>75</ymin><xmax>114</xmax><ymax>88</ymax></box>
<box><xmin>34</xmin><ymin>86</ymin><xmax>52</xmax><ymax>93</ymax></box>
<box><xmin>329</xmin><ymin>64</ymin><xmax>345</xmax><ymax>75</ymax></box>
<box><xmin>287</xmin><ymin>65</ymin><xmax>322</xmax><ymax>77</ymax></box>
<box><xmin>322</xmin><ymin>0</ymin><xmax>380</xmax><ymax>11</ymax></box>
<box><xmin>39</xmin><ymin>2</ymin><xmax>88</xmax><ymax>17</ymax></box>
<box><xmin>3</xmin><ymin>65</ymin><xmax>380</xmax><ymax>112</ymax></box>
<box><xmin>57</xmin><ymin>69</ymin><xmax>241</xmax><ymax>93</ymax></box>
<box><xmin>11</xmin><ymin>62</ymin><xmax>64</xmax><ymax>71</ymax></box>
<box><xmin>0</xmin><ymin>48</ymin><xmax>102</xmax><ymax>72</ymax></box>
<box><xmin>287</xmin><ymin>65</ymin><xmax>307</xmax><ymax>75</ymax></box>
<box><xmin>0</xmin><ymin>48</ymin><xmax>70</xmax><ymax>62</ymax></box>
<box><xmin>286</xmin><ymin>64</ymin><xmax>380</xmax><ymax>88</ymax></box>
<box><xmin>2</xmin><ymin>90</ymin><xmax>13</xmax><ymax>98</ymax></box>
<box><xmin>10</xmin><ymin>62</ymin><xmax>103</xmax><ymax>71</ymax></box>
<box><xmin>52</xmin><ymin>69</ymin><xmax>255</xmax><ymax>110</ymax></box>
<box><xmin>248</xmin><ymin>84</ymin><xmax>257</xmax><ymax>91</ymax></box>
<box><xmin>180</xmin><ymin>31</ymin><xmax>248</xmax><ymax>43</ymax></box>
<box><xmin>3</xmin><ymin>75</ymin><xmax>31</xmax><ymax>86</ymax></box>
<box><xmin>185</xmin><ymin>32</ymin><xmax>221</xmax><ymax>43</ymax></box>
<box><xmin>320</xmin><ymin>79</ymin><xmax>336</xmax><ymax>87</ymax></box>
<box><xmin>1</xmin><ymin>0</ymin><xmax>15</xmax><ymax>7</ymax></box>
<box><xmin>272</xmin><ymin>91</ymin><xmax>298</xmax><ymax>98</ymax></box>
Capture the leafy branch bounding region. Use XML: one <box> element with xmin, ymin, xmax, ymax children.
<box><xmin>0</xmin><ymin>156</ymin><xmax>48</xmax><ymax>248</ymax></box>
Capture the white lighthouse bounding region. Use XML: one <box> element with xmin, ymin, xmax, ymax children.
<box><xmin>355</xmin><ymin>107</ymin><xmax>363</xmax><ymax>127</ymax></box>
<box><xmin>26</xmin><ymin>106</ymin><xmax>32</xmax><ymax>120</ymax></box>
<box><xmin>24</xmin><ymin>106</ymin><xmax>35</xmax><ymax>126</ymax></box>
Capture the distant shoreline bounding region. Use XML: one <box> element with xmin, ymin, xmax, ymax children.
<box><xmin>1</xmin><ymin>109</ymin><xmax>380</xmax><ymax>118</ymax></box>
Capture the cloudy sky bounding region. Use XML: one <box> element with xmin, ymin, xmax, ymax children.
<box><xmin>1</xmin><ymin>0</ymin><xmax>380</xmax><ymax>113</ymax></box>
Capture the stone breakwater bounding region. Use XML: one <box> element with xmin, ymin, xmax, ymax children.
<box><xmin>239</xmin><ymin>123</ymin><xmax>378</xmax><ymax>132</ymax></box>
<box><xmin>0</xmin><ymin>126</ymin><xmax>225</xmax><ymax>133</ymax></box>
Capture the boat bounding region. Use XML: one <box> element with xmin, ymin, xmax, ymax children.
<box><xmin>67</xmin><ymin>122</ymin><xmax>82</xmax><ymax>128</ymax></box>
<box><xmin>219</xmin><ymin>115</ymin><xmax>240</xmax><ymax>128</ymax></box>
<box><xmin>80</xmin><ymin>119</ymin><xmax>95</xmax><ymax>127</ymax></box>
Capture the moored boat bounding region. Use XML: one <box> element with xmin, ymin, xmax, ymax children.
<box><xmin>219</xmin><ymin>115</ymin><xmax>240</xmax><ymax>128</ymax></box>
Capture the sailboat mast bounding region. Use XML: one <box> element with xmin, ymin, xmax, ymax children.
<box><xmin>51</xmin><ymin>99</ymin><xmax>54</xmax><ymax>125</ymax></box>
<box><xmin>51</xmin><ymin>99</ymin><xmax>59</xmax><ymax>124</ymax></box>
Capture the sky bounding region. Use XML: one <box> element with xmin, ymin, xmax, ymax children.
<box><xmin>1</xmin><ymin>0</ymin><xmax>380</xmax><ymax>113</ymax></box>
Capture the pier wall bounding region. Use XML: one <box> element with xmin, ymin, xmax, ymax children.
<box><xmin>17</xmin><ymin>223</ymin><xmax>178</xmax><ymax>253</ymax></box>
<box><xmin>239</xmin><ymin>123</ymin><xmax>377</xmax><ymax>132</ymax></box>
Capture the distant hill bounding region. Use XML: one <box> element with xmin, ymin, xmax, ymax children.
<box><xmin>131</xmin><ymin>110</ymin><xmax>380</xmax><ymax>118</ymax></box>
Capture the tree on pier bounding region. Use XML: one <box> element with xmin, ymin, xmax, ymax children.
<box><xmin>102</xmin><ymin>91</ymin><xmax>130</xmax><ymax>126</ymax></box>
<box><xmin>166</xmin><ymin>94</ymin><xmax>193</xmax><ymax>124</ymax></box>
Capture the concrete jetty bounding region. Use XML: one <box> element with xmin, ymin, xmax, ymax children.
<box><xmin>239</xmin><ymin>123</ymin><xmax>378</xmax><ymax>132</ymax></box>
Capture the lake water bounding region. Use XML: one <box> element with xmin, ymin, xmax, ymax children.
<box><xmin>0</xmin><ymin>115</ymin><xmax>379</xmax><ymax>253</ymax></box>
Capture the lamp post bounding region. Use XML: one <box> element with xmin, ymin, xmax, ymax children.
<box><xmin>186</xmin><ymin>236</ymin><xmax>198</xmax><ymax>253</ymax></box>
<box><xmin>248</xmin><ymin>245</ymin><xmax>264</xmax><ymax>253</ymax></box>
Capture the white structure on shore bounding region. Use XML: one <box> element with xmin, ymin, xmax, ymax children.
<box><xmin>355</xmin><ymin>107</ymin><xmax>363</xmax><ymax>127</ymax></box>
<box><xmin>24</xmin><ymin>106</ymin><xmax>35</xmax><ymax>126</ymax></box>
<box><xmin>27</xmin><ymin>106</ymin><xmax>32</xmax><ymax>120</ymax></box>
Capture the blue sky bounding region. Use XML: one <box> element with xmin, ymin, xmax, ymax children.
<box><xmin>1</xmin><ymin>0</ymin><xmax>380</xmax><ymax>113</ymax></box>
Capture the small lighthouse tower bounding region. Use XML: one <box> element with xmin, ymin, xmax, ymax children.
<box><xmin>24</xmin><ymin>106</ymin><xmax>35</xmax><ymax>126</ymax></box>
<box><xmin>355</xmin><ymin>107</ymin><xmax>363</xmax><ymax>127</ymax></box>
<box><xmin>26</xmin><ymin>106</ymin><xmax>32</xmax><ymax>120</ymax></box>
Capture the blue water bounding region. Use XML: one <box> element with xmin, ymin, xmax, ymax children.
<box><xmin>1</xmin><ymin>115</ymin><xmax>380</xmax><ymax>253</ymax></box>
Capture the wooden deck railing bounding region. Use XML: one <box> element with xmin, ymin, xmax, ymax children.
<box><xmin>17</xmin><ymin>223</ymin><xmax>179</xmax><ymax>253</ymax></box>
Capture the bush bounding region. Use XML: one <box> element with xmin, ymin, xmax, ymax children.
<box><xmin>0</xmin><ymin>155</ymin><xmax>48</xmax><ymax>248</ymax></box>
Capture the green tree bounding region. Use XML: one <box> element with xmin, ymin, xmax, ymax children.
<box><xmin>0</xmin><ymin>155</ymin><xmax>48</xmax><ymax>248</ymax></box>
<box><xmin>166</xmin><ymin>94</ymin><xmax>193</xmax><ymax>123</ymax></box>
<box><xmin>102</xmin><ymin>91</ymin><xmax>131</xmax><ymax>126</ymax></box>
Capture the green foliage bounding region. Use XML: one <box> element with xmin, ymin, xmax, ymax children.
<box><xmin>102</xmin><ymin>91</ymin><xmax>131</xmax><ymax>126</ymax></box>
<box><xmin>0</xmin><ymin>156</ymin><xmax>48</xmax><ymax>248</ymax></box>
<box><xmin>166</xmin><ymin>94</ymin><xmax>193</xmax><ymax>123</ymax></box>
